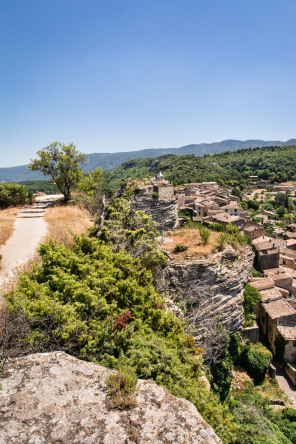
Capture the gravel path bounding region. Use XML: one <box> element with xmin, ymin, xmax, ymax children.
<box><xmin>0</xmin><ymin>195</ymin><xmax>62</xmax><ymax>290</ymax></box>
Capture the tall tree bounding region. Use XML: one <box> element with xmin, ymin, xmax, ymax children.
<box><xmin>29</xmin><ymin>142</ymin><xmax>86</xmax><ymax>201</ymax></box>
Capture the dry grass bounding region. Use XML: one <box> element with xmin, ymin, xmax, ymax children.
<box><xmin>0</xmin><ymin>207</ymin><xmax>20</xmax><ymax>248</ymax></box>
<box><xmin>45</xmin><ymin>205</ymin><xmax>92</xmax><ymax>245</ymax></box>
<box><xmin>160</xmin><ymin>228</ymin><xmax>220</xmax><ymax>261</ymax></box>
<box><xmin>0</xmin><ymin>252</ymin><xmax>42</xmax><ymax>296</ymax></box>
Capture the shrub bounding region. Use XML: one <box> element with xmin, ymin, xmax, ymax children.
<box><xmin>240</xmin><ymin>342</ymin><xmax>271</xmax><ymax>385</ymax></box>
<box><xmin>281</xmin><ymin>407</ymin><xmax>296</xmax><ymax>422</ymax></box>
<box><xmin>199</xmin><ymin>226</ymin><xmax>210</xmax><ymax>244</ymax></box>
<box><xmin>0</xmin><ymin>183</ymin><xmax>30</xmax><ymax>209</ymax></box>
<box><xmin>217</xmin><ymin>233</ymin><xmax>228</xmax><ymax>250</ymax></box>
<box><xmin>105</xmin><ymin>366</ymin><xmax>138</xmax><ymax>409</ymax></box>
<box><xmin>152</xmin><ymin>191</ymin><xmax>159</xmax><ymax>199</ymax></box>
<box><xmin>211</xmin><ymin>351</ymin><xmax>233</xmax><ymax>402</ymax></box>
<box><xmin>251</xmin><ymin>266</ymin><xmax>263</xmax><ymax>277</ymax></box>
<box><xmin>173</xmin><ymin>244</ymin><xmax>188</xmax><ymax>253</ymax></box>
<box><xmin>208</xmin><ymin>223</ymin><xmax>224</xmax><ymax>232</ymax></box>
<box><xmin>228</xmin><ymin>333</ymin><xmax>242</xmax><ymax>365</ymax></box>
<box><xmin>113</xmin><ymin>310</ymin><xmax>132</xmax><ymax>331</ymax></box>
<box><xmin>243</xmin><ymin>284</ymin><xmax>261</xmax><ymax>325</ymax></box>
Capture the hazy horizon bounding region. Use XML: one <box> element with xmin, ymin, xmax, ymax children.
<box><xmin>2</xmin><ymin>137</ymin><xmax>296</xmax><ymax>168</ymax></box>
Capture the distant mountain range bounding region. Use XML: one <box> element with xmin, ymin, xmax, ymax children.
<box><xmin>1</xmin><ymin>139</ymin><xmax>296</xmax><ymax>182</ymax></box>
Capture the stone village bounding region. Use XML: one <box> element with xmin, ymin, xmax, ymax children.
<box><xmin>131</xmin><ymin>173</ymin><xmax>296</xmax><ymax>384</ymax></box>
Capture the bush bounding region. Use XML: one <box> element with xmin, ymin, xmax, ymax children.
<box><xmin>217</xmin><ymin>232</ymin><xmax>228</xmax><ymax>250</ymax></box>
<box><xmin>243</xmin><ymin>284</ymin><xmax>261</xmax><ymax>325</ymax></box>
<box><xmin>152</xmin><ymin>191</ymin><xmax>159</xmax><ymax>199</ymax></box>
<box><xmin>208</xmin><ymin>223</ymin><xmax>224</xmax><ymax>232</ymax></box>
<box><xmin>0</xmin><ymin>183</ymin><xmax>30</xmax><ymax>209</ymax></box>
<box><xmin>105</xmin><ymin>366</ymin><xmax>138</xmax><ymax>409</ymax></box>
<box><xmin>173</xmin><ymin>244</ymin><xmax>188</xmax><ymax>253</ymax></box>
<box><xmin>281</xmin><ymin>407</ymin><xmax>296</xmax><ymax>422</ymax></box>
<box><xmin>228</xmin><ymin>333</ymin><xmax>242</xmax><ymax>365</ymax></box>
<box><xmin>251</xmin><ymin>267</ymin><xmax>263</xmax><ymax>277</ymax></box>
<box><xmin>199</xmin><ymin>226</ymin><xmax>210</xmax><ymax>244</ymax></box>
<box><xmin>240</xmin><ymin>342</ymin><xmax>271</xmax><ymax>385</ymax></box>
<box><xmin>211</xmin><ymin>351</ymin><xmax>233</xmax><ymax>402</ymax></box>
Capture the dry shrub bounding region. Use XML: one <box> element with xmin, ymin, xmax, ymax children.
<box><xmin>0</xmin><ymin>207</ymin><xmax>19</xmax><ymax>247</ymax></box>
<box><xmin>45</xmin><ymin>205</ymin><xmax>92</xmax><ymax>245</ymax></box>
<box><xmin>105</xmin><ymin>367</ymin><xmax>138</xmax><ymax>409</ymax></box>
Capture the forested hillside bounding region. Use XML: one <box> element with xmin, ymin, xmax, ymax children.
<box><xmin>103</xmin><ymin>145</ymin><xmax>296</xmax><ymax>188</ymax></box>
<box><xmin>1</xmin><ymin>139</ymin><xmax>295</xmax><ymax>182</ymax></box>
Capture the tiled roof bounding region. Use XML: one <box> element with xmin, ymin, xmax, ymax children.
<box><xmin>277</xmin><ymin>325</ymin><xmax>296</xmax><ymax>340</ymax></box>
<box><xmin>262</xmin><ymin>298</ymin><xmax>296</xmax><ymax>319</ymax></box>
<box><xmin>250</xmin><ymin>278</ymin><xmax>275</xmax><ymax>291</ymax></box>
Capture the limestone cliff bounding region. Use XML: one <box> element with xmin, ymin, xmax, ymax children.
<box><xmin>0</xmin><ymin>352</ymin><xmax>221</xmax><ymax>444</ymax></box>
<box><xmin>159</xmin><ymin>246</ymin><xmax>254</xmax><ymax>358</ymax></box>
<box><xmin>130</xmin><ymin>185</ymin><xmax>179</xmax><ymax>232</ymax></box>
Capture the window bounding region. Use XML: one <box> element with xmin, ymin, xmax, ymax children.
<box><xmin>293</xmin><ymin>341</ymin><xmax>296</xmax><ymax>347</ymax></box>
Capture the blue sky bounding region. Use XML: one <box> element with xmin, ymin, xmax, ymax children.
<box><xmin>1</xmin><ymin>0</ymin><xmax>296</xmax><ymax>166</ymax></box>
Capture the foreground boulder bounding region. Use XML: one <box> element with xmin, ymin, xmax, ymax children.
<box><xmin>0</xmin><ymin>352</ymin><xmax>221</xmax><ymax>444</ymax></box>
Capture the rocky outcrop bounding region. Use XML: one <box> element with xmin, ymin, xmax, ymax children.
<box><xmin>130</xmin><ymin>186</ymin><xmax>179</xmax><ymax>232</ymax></box>
<box><xmin>0</xmin><ymin>352</ymin><xmax>222</xmax><ymax>444</ymax></box>
<box><xmin>160</xmin><ymin>246</ymin><xmax>254</xmax><ymax>347</ymax></box>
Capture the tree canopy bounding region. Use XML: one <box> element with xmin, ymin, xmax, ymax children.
<box><xmin>28</xmin><ymin>142</ymin><xmax>86</xmax><ymax>201</ymax></box>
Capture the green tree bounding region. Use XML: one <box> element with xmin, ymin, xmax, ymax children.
<box><xmin>29</xmin><ymin>142</ymin><xmax>86</xmax><ymax>201</ymax></box>
<box><xmin>77</xmin><ymin>167</ymin><xmax>104</xmax><ymax>215</ymax></box>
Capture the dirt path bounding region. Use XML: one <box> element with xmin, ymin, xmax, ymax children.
<box><xmin>0</xmin><ymin>195</ymin><xmax>62</xmax><ymax>290</ymax></box>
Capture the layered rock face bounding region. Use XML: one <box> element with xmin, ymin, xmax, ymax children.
<box><xmin>0</xmin><ymin>352</ymin><xmax>222</xmax><ymax>444</ymax></box>
<box><xmin>160</xmin><ymin>246</ymin><xmax>254</xmax><ymax>344</ymax></box>
<box><xmin>130</xmin><ymin>185</ymin><xmax>179</xmax><ymax>232</ymax></box>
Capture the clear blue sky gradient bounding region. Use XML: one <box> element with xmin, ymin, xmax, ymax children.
<box><xmin>1</xmin><ymin>0</ymin><xmax>296</xmax><ymax>166</ymax></box>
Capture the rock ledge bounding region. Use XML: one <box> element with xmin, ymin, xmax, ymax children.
<box><xmin>0</xmin><ymin>352</ymin><xmax>221</xmax><ymax>443</ymax></box>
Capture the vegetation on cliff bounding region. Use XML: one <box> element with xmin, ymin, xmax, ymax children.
<box><xmin>2</xmin><ymin>195</ymin><xmax>296</xmax><ymax>443</ymax></box>
<box><xmin>2</xmin><ymin>200</ymin><xmax>236</xmax><ymax>443</ymax></box>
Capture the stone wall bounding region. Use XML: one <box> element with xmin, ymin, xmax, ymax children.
<box><xmin>241</xmin><ymin>325</ymin><xmax>259</xmax><ymax>343</ymax></box>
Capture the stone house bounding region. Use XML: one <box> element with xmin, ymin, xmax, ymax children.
<box><xmin>285</xmin><ymin>232</ymin><xmax>296</xmax><ymax>240</ymax></box>
<box><xmin>242</xmin><ymin>223</ymin><xmax>265</xmax><ymax>240</ymax></box>
<box><xmin>277</xmin><ymin>325</ymin><xmax>296</xmax><ymax>364</ymax></box>
<box><xmin>253</xmin><ymin>237</ymin><xmax>285</xmax><ymax>271</ymax></box>
<box><xmin>210</xmin><ymin>213</ymin><xmax>245</xmax><ymax>230</ymax></box>
<box><xmin>221</xmin><ymin>204</ymin><xmax>247</xmax><ymax>218</ymax></box>
<box><xmin>260</xmin><ymin>298</ymin><xmax>296</xmax><ymax>354</ymax></box>
<box><xmin>287</xmin><ymin>223</ymin><xmax>296</xmax><ymax>233</ymax></box>
<box><xmin>279</xmin><ymin>248</ymin><xmax>296</xmax><ymax>270</ymax></box>
<box><xmin>286</xmin><ymin>239</ymin><xmax>296</xmax><ymax>251</ymax></box>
